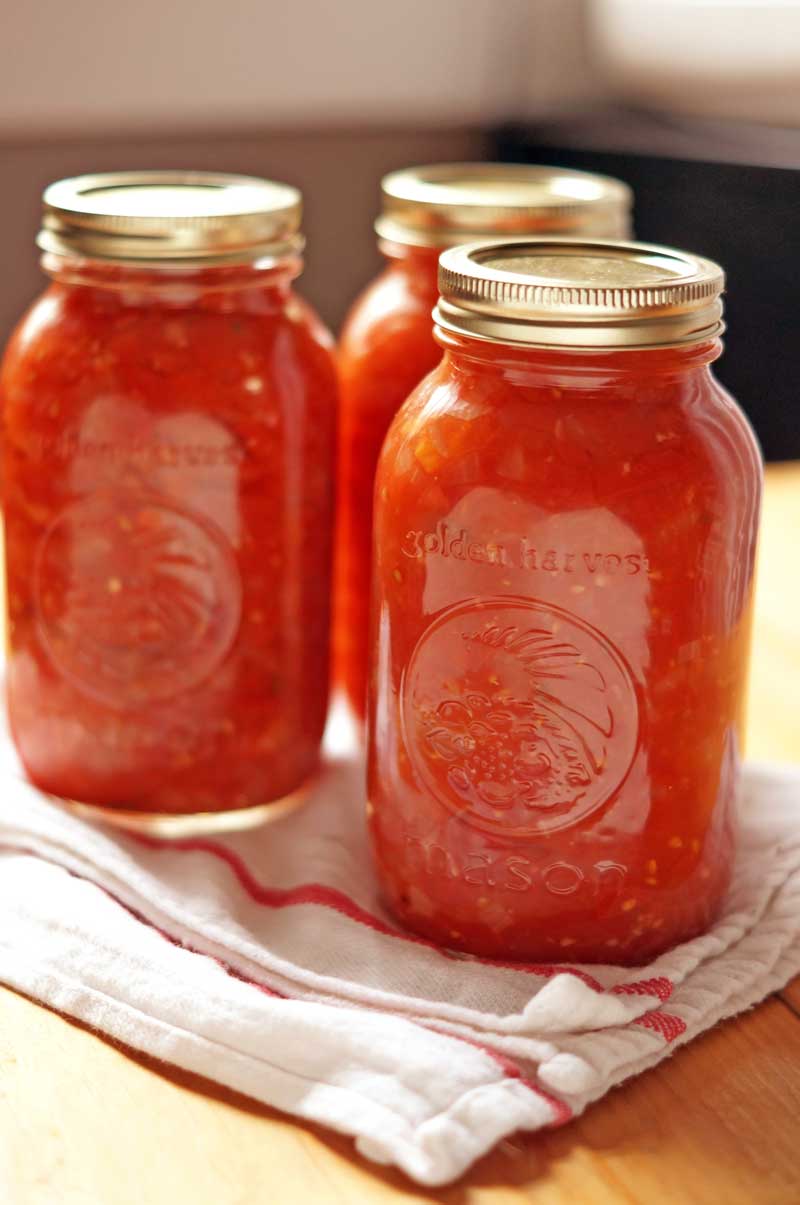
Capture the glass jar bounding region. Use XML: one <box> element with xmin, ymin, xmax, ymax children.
<box><xmin>336</xmin><ymin>164</ymin><xmax>632</xmax><ymax>721</ymax></box>
<box><xmin>368</xmin><ymin>239</ymin><xmax>762</xmax><ymax>964</ymax></box>
<box><xmin>0</xmin><ymin>172</ymin><xmax>338</xmax><ymax>827</ymax></box>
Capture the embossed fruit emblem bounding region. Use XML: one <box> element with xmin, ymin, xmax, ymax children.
<box><xmin>36</xmin><ymin>491</ymin><xmax>241</xmax><ymax>707</ymax></box>
<box><xmin>401</xmin><ymin>597</ymin><xmax>639</xmax><ymax>836</ymax></box>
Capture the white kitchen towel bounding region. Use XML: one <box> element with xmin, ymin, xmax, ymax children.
<box><xmin>0</xmin><ymin>717</ymin><xmax>798</xmax><ymax>1187</ymax></box>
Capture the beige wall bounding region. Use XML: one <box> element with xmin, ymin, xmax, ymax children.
<box><xmin>0</xmin><ymin>1</ymin><xmax>601</xmax><ymax>138</ymax></box>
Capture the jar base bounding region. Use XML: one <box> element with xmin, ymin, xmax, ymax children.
<box><xmin>379</xmin><ymin>888</ymin><xmax>724</xmax><ymax>967</ymax></box>
<box><xmin>57</xmin><ymin>781</ymin><xmax>313</xmax><ymax>836</ymax></box>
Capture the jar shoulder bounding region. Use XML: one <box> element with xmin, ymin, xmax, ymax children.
<box><xmin>376</xmin><ymin>362</ymin><xmax>763</xmax><ymax>527</ymax></box>
<box><xmin>386</xmin><ymin>363</ymin><xmax>760</xmax><ymax>461</ymax></box>
<box><xmin>0</xmin><ymin>282</ymin><xmax>337</xmax><ymax>408</ymax></box>
<box><xmin>340</xmin><ymin>263</ymin><xmax>438</xmax><ymax>358</ymax></box>
<box><xmin>376</xmin><ymin>359</ymin><xmax>451</xmax><ymax>466</ymax></box>
<box><xmin>0</xmin><ymin>284</ymin><xmax>64</xmax><ymax>382</ymax></box>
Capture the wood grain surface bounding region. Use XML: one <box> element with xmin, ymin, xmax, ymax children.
<box><xmin>1</xmin><ymin>463</ymin><xmax>798</xmax><ymax>1205</ymax></box>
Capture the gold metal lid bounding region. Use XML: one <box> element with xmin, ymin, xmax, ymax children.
<box><xmin>435</xmin><ymin>239</ymin><xmax>725</xmax><ymax>350</ymax></box>
<box><xmin>38</xmin><ymin>171</ymin><xmax>304</xmax><ymax>266</ymax></box>
<box><xmin>376</xmin><ymin>163</ymin><xmax>632</xmax><ymax>248</ymax></box>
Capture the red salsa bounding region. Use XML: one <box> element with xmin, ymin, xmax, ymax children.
<box><xmin>1</xmin><ymin>173</ymin><xmax>337</xmax><ymax>819</ymax></box>
<box><xmin>368</xmin><ymin>240</ymin><xmax>761</xmax><ymax>963</ymax></box>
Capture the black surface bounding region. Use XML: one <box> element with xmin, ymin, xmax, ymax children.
<box><xmin>493</xmin><ymin>122</ymin><xmax>800</xmax><ymax>462</ymax></box>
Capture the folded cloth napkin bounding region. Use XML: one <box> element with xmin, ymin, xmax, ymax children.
<box><xmin>0</xmin><ymin>712</ymin><xmax>798</xmax><ymax>1187</ymax></box>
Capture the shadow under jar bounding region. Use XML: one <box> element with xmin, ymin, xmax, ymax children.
<box><xmin>368</xmin><ymin>238</ymin><xmax>762</xmax><ymax>964</ymax></box>
<box><xmin>335</xmin><ymin>163</ymin><xmax>632</xmax><ymax>724</ymax></box>
<box><xmin>0</xmin><ymin>172</ymin><xmax>338</xmax><ymax>829</ymax></box>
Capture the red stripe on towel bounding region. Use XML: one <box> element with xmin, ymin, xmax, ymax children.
<box><xmin>634</xmin><ymin>1010</ymin><xmax>687</xmax><ymax>1042</ymax></box>
<box><xmin>612</xmin><ymin>976</ymin><xmax>674</xmax><ymax>1002</ymax></box>
<box><xmin>422</xmin><ymin>1023</ymin><xmax>573</xmax><ymax>1127</ymax></box>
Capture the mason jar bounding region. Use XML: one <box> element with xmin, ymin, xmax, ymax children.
<box><xmin>0</xmin><ymin>172</ymin><xmax>337</xmax><ymax>827</ymax></box>
<box><xmin>368</xmin><ymin>238</ymin><xmax>762</xmax><ymax>963</ymax></box>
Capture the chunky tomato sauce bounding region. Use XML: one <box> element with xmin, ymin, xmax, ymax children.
<box><xmin>1</xmin><ymin>259</ymin><xmax>337</xmax><ymax>815</ymax></box>
<box><xmin>368</xmin><ymin>336</ymin><xmax>761</xmax><ymax>963</ymax></box>
<box><xmin>335</xmin><ymin>244</ymin><xmax>441</xmax><ymax>719</ymax></box>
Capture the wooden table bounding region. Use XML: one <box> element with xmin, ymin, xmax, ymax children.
<box><xmin>2</xmin><ymin>464</ymin><xmax>799</xmax><ymax>1205</ymax></box>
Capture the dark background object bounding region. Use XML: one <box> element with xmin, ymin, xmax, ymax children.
<box><xmin>494</xmin><ymin>115</ymin><xmax>800</xmax><ymax>462</ymax></box>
